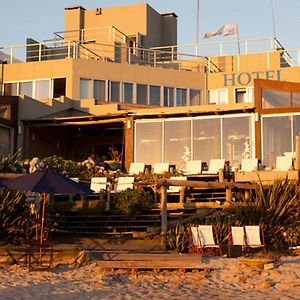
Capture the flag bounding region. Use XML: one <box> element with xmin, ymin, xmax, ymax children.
<box><xmin>204</xmin><ymin>24</ymin><xmax>238</xmax><ymax>39</ymax></box>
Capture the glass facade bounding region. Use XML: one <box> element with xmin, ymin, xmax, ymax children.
<box><xmin>0</xmin><ymin>126</ymin><xmax>12</xmax><ymax>155</ymax></box>
<box><xmin>135</xmin><ymin>115</ymin><xmax>253</xmax><ymax>169</ymax></box>
<box><xmin>135</xmin><ymin>121</ymin><xmax>162</xmax><ymax>165</ymax></box>
<box><xmin>149</xmin><ymin>85</ymin><xmax>160</xmax><ymax>106</ymax></box>
<box><xmin>94</xmin><ymin>80</ymin><xmax>106</xmax><ymax>102</ymax></box>
<box><xmin>137</xmin><ymin>84</ymin><xmax>148</xmax><ymax>105</ymax></box>
<box><xmin>35</xmin><ymin>80</ymin><xmax>50</xmax><ymax>100</ymax></box>
<box><xmin>19</xmin><ymin>81</ymin><xmax>33</xmax><ymax>97</ymax></box>
<box><xmin>262</xmin><ymin>89</ymin><xmax>291</xmax><ymax>108</ymax></box>
<box><xmin>80</xmin><ymin>79</ymin><xmax>92</xmax><ymax>99</ymax></box>
<box><xmin>123</xmin><ymin>83</ymin><xmax>133</xmax><ymax>103</ymax></box>
<box><xmin>110</xmin><ymin>81</ymin><xmax>120</xmax><ymax>102</ymax></box>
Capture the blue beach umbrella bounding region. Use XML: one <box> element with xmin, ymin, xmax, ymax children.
<box><xmin>4</xmin><ymin>168</ymin><xmax>93</xmax><ymax>264</ymax></box>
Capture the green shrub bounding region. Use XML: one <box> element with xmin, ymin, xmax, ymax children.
<box><xmin>112</xmin><ymin>189</ymin><xmax>153</xmax><ymax>215</ymax></box>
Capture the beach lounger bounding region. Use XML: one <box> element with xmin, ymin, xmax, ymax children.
<box><xmin>167</xmin><ymin>176</ymin><xmax>187</xmax><ymax>193</ymax></box>
<box><xmin>128</xmin><ymin>162</ymin><xmax>145</xmax><ymax>175</ymax></box>
<box><xmin>244</xmin><ymin>225</ymin><xmax>265</xmax><ymax>252</ymax></box>
<box><xmin>202</xmin><ymin>159</ymin><xmax>225</xmax><ymax>175</ymax></box>
<box><xmin>228</xmin><ymin>226</ymin><xmax>245</xmax><ymax>257</ymax></box>
<box><xmin>189</xmin><ymin>225</ymin><xmax>222</xmax><ymax>255</ymax></box>
<box><xmin>188</xmin><ymin>225</ymin><xmax>201</xmax><ymax>254</ymax></box>
<box><xmin>239</xmin><ymin>158</ymin><xmax>258</xmax><ymax>172</ymax></box>
<box><xmin>273</xmin><ymin>156</ymin><xmax>293</xmax><ymax>171</ymax></box>
<box><xmin>90</xmin><ymin>177</ymin><xmax>107</xmax><ymax>193</ymax></box>
<box><xmin>183</xmin><ymin>160</ymin><xmax>202</xmax><ymax>175</ymax></box>
<box><xmin>153</xmin><ymin>162</ymin><xmax>169</xmax><ymax>174</ymax></box>
<box><xmin>116</xmin><ymin>176</ymin><xmax>135</xmax><ymax>192</ymax></box>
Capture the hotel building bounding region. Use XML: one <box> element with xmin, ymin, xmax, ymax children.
<box><xmin>1</xmin><ymin>3</ymin><xmax>300</xmax><ymax>171</ymax></box>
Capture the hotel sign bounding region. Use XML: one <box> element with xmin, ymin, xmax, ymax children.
<box><xmin>223</xmin><ymin>70</ymin><xmax>281</xmax><ymax>86</ymax></box>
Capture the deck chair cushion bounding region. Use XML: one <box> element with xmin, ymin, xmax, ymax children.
<box><xmin>167</xmin><ymin>176</ymin><xmax>187</xmax><ymax>193</ymax></box>
<box><xmin>184</xmin><ymin>160</ymin><xmax>202</xmax><ymax>175</ymax></box>
<box><xmin>116</xmin><ymin>176</ymin><xmax>135</xmax><ymax>192</ymax></box>
<box><xmin>153</xmin><ymin>162</ymin><xmax>169</xmax><ymax>174</ymax></box>
<box><xmin>90</xmin><ymin>177</ymin><xmax>107</xmax><ymax>193</ymax></box>
<box><xmin>190</xmin><ymin>226</ymin><xmax>201</xmax><ymax>247</ymax></box>
<box><xmin>128</xmin><ymin>162</ymin><xmax>145</xmax><ymax>175</ymax></box>
<box><xmin>240</xmin><ymin>158</ymin><xmax>258</xmax><ymax>172</ymax></box>
<box><xmin>202</xmin><ymin>159</ymin><xmax>225</xmax><ymax>174</ymax></box>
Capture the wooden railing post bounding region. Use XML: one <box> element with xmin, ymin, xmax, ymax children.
<box><xmin>226</xmin><ymin>188</ymin><xmax>232</xmax><ymax>203</ymax></box>
<box><xmin>179</xmin><ymin>187</ymin><xmax>185</xmax><ymax>204</ymax></box>
<box><xmin>160</xmin><ymin>186</ymin><xmax>168</xmax><ymax>236</ymax></box>
<box><xmin>295</xmin><ymin>135</ymin><xmax>300</xmax><ymax>170</ymax></box>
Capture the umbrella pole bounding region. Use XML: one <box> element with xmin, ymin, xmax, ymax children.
<box><xmin>39</xmin><ymin>193</ymin><xmax>46</xmax><ymax>265</ymax></box>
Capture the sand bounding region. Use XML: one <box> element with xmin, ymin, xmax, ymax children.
<box><xmin>0</xmin><ymin>256</ymin><xmax>299</xmax><ymax>299</ymax></box>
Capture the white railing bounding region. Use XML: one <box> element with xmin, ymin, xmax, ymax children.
<box><xmin>0</xmin><ymin>40</ymin><xmax>207</xmax><ymax>73</ymax></box>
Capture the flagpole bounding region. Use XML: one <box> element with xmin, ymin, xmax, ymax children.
<box><xmin>270</xmin><ymin>0</ymin><xmax>277</xmax><ymax>50</ymax></box>
<box><xmin>196</xmin><ymin>0</ymin><xmax>200</xmax><ymax>56</ymax></box>
<box><xmin>237</xmin><ymin>25</ymin><xmax>241</xmax><ymax>55</ymax></box>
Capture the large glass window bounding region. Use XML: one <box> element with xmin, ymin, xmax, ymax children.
<box><xmin>164</xmin><ymin>87</ymin><xmax>174</xmax><ymax>107</ymax></box>
<box><xmin>137</xmin><ymin>84</ymin><xmax>148</xmax><ymax>105</ymax></box>
<box><xmin>19</xmin><ymin>81</ymin><xmax>33</xmax><ymax>97</ymax></box>
<box><xmin>35</xmin><ymin>80</ymin><xmax>50</xmax><ymax>100</ymax></box>
<box><xmin>4</xmin><ymin>83</ymin><xmax>18</xmax><ymax>96</ymax></box>
<box><xmin>123</xmin><ymin>83</ymin><xmax>133</xmax><ymax>103</ymax></box>
<box><xmin>222</xmin><ymin>116</ymin><xmax>253</xmax><ymax>166</ymax></box>
<box><xmin>0</xmin><ymin>126</ymin><xmax>12</xmax><ymax>155</ymax></box>
<box><xmin>80</xmin><ymin>79</ymin><xmax>92</xmax><ymax>99</ymax></box>
<box><xmin>292</xmin><ymin>92</ymin><xmax>300</xmax><ymax>107</ymax></box>
<box><xmin>193</xmin><ymin>118</ymin><xmax>221</xmax><ymax>162</ymax></box>
<box><xmin>94</xmin><ymin>80</ymin><xmax>106</xmax><ymax>103</ymax></box>
<box><xmin>176</xmin><ymin>88</ymin><xmax>187</xmax><ymax>106</ymax></box>
<box><xmin>262</xmin><ymin>115</ymin><xmax>292</xmax><ymax>168</ymax></box>
<box><xmin>262</xmin><ymin>89</ymin><xmax>291</xmax><ymax>108</ymax></box>
<box><xmin>164</xmin><ymin>120</ymin><xmax>191</xmax><ymax>169</ymax></box>
<box><xmin>135</xmin><ymin>122</ymin><xmax>162</xmax><ymax>165</ymax></box>
<box><xmin>149</xmin><ymin>85</ymin><xmax>160</xmax><ymax>106</ymax></box>
<box><xmin>190</xmin><ymin>89</ymin><xmax>202</xmax><ymax>106</ymax></box>
<box><xmin>110</xmin><ymin>81</ymin><xmax>120</xmax><ymax>102</ymax></box>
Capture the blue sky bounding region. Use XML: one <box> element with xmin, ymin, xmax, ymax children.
<box><xmin>1</xmin><ymin>0</ymin><xmax>299</xmax><ymax>50</ymax></box>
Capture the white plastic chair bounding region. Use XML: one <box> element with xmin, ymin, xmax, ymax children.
<box><xmin>167</xmin><ymin>176</ymin><xmax>187</xmax><ymax>193</ymax></box>
<box><xmin>273</xmin><ymin>156</ymin><xmax>293</xmax><ymax>171</ymax></box>
<box><xmin>153</xmin><ymin>162</ymin><xmax>169</xmax><ymax>174</ymax></box>
<box><xmin>90</xmin><ymin>177</ymin><xmax>107</xmax><ymax>193</ymax></box>
<box><xmin>184</xmin><ymin>160</ymin><xmax>202</xmax><ymax>175</ymax></box>
<box><xmin>202</xmin><ymin>159</ymin><xmax>225</xmax><ymax>174</ymax></box>
<box><xmin>240</xmin><ymin>158</ymin><xmax>258</xmax><ymax>172</ymax></box>
<box><xmin>116</xmin><ymin>176</ymin><xmax>135</xmax><ymax>192</ymax></box>
<box><xmin>128</xmin><ymin>162</ymin><xmax>145</xmax><ymax>175</ymax></box>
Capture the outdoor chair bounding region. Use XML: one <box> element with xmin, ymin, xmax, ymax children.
<box><xmin>183</xmin><ymin>160</ymin><xmax>202</xmax><ymax>175</ymax></box>
<box><xmin>202</xmin><ymin>159</ymin><xmax>225</xmax><ymax>175</ymax></box>
<box><xmin>189</xmin><ymin>225</ymin><xmax>222</xmax><ymax>255</ymax></box>
<box><xmin>128</xmin><ymin>162</ymin><xmax>145</xmax><ymax>175</ymax></box>
<box><xmin>273</xmin><ymin>156</ymin><xmax>293</xmax><ymax>171</ymax></box>
<box><xmin>228</xmin><ymin>226</ymin><xmax>245</xmax><ymax>257</ymax></box>
<box><xmin>153</xmin><ymin>162</ymin><xmax>169</xmax><ymax>174</ymax></box>
<box><xmin>244</xmin><ymin>225</ymin><xmax>266</xmax><ymax>252</ymax></box>
<box><xmin>239</xmin><ymin>158</ymin><xmax>258</xmax><ymax>172</ymax></box>
<box><xmin>167</xmin><ymin>176</ymin><xmax>187</xmax><ymax>193</ymax></box>
<box><xmin>90</xmin><ymin>177</ymin><xmax>107</xmax><ymax>193</ymax></box>
<box><xmin>188</xmin><ymin>225</ymin><xmax>202</xmax><ymax>254</ymax></box>
<box><xmin>116</xmin><ymin>176</ymin><xmax>135</xmax><ymax>192</ymax></box>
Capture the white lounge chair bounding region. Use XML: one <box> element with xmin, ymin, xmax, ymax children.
<box><xmin>116</xmin><ymin>176</ymin><xmax>135</xmax><ymax>192</ymax></box>
<box><xmin>244</xmin><ymin>225</ymin><xmax>265</xmax><ymax>250</ymax></box>
<box><xmin>128</xmin><ymin>162</ymin><xmax>145</xmax><ymax>175</ymax></box>
<box><xmin>183</xmin><ymin>160</ymin><xmax>202</xmax><ymax>175</ymax></box>
<box><xmin>240</xmin><ymin>158</ymin><xmax>258</xmax><ymax>172</ymax></box>
<box><xmin>153</xmin><ymin>162</ymin><xmax>169</xmax><ymax>174</ymax></box>
<box><xmin>90</xmin><ymin>177</ymin><xmax>107</xmax><ymax>193</ymax></box>
<box><xmin>273</xmin><ymin>156</ymin><xmax>293</xmax><ymax>171</ymax></box>
<box><xmin>167</xmin><ymin>176</ymin><xmax>187</xmax><ymax>193</ymax></box>
<box><xmin>230</xmin><ymin>226</ymin><xmax>245</xmax><ymax>246</ymax></box>
<box><xmin>189</xmin><ymin>225</ymin><xmax>201</xmax><ymax>253</ymax></box>
<box><xmin>196</xmin><ymin>225</ymin><xmax>222</xmax><ymax>255</ymax></box>
<box><xmin>202</xmin><ymin>159</ymin><xmax>225</xmax><ymax>175</ymax></box>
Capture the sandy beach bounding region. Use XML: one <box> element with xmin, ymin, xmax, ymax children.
<box><xmin>0</xmin><ymin>256</ymin><xmax>299</xmax><ymax>299</ymax></box>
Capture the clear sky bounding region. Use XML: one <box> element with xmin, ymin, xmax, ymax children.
<box><xmin>1</xmin><ymin>0</ymin><xmax>299</xmax><ymax>51</ymax></box>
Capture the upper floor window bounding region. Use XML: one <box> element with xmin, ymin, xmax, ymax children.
<box><xmin>164</xmin><ymin>87</ymin><xmax>174</xmax><ymax>107</ymax></box>
<box><xmin>176</xmin><ymin>88</ymin><xmax>187</xmax><ymax>106</ymax></box>
<box><xmin>208</xmin><ymin>88</ymin><xmax>228</xmax><ymax>105</ymax></box>
<box><xmin>137</xmin><ymin>84</ymin><xmax>148</xmax><ymax>105</ymax></box>
<box><xmin>80</xmin><ymin>79</ymin><xmax>92</xmax><ymax>99</ymax></box>
<box><xmin>190</xmin><ymin>89</ymin><xmax>202</xmax><ymax>106</ymax></box>
<box><xmin>123</xmin><ymin>82</ymin><xmax>133</xmax><ymax>103</ymax></box>
<box><xmin>35</xmin><ymin>80</ymin><xmax>50</xmax><ymax>100</ymax></box>
<box><xmin>235</xmin><ymin>87</ymin><xmax>254</xmax><ymax>104</ymax></box>
<box><xmin>19</xmin><ymin>81</ymin><xmax>33</xmax><ymax>98</ymax></box>
<box><xmin>94</xmin><ymin>80</ymin><xmax>106</xmax><ymax>103</ymax></box>
<box><xmin>149</xmin><ymin>85</ymin><xmax>160</xmax><ymax>106</ymax></box>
